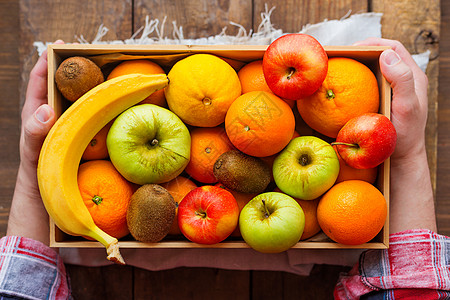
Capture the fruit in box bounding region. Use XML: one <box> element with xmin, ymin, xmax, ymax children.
<box><xmin>55</xmin><ymin>56</ymin><xmax>104</xmax><ymax>102</ymax></box>
<box><xmin>317</xmin><ymin>180</ymin><xmax>387</xmax><ymax>245</ymax></box>
<box><xmin>165</xmin><ymin>53</ymin><xmax>241</xmax><ymax>127</ymax></box>
<box><xmin>127</xmin><ymin>184</ymin><xmax>176</xmax><ymax>243</ymax></box>
<box><xmin>333</xmin><ymin>113</ymin><xmax>397</xmax><ymax>169</ymax></box>
<box><xmin>239</xmin><ymin>192</ymin><xmax>305</xmax><ymax>253</ymax></box>
<box><xmin>273</xmin><ymin>136</ymin><xmax>340</xmax><ymax>200</ymax></box>
<box><xmin>177</xmin><ymin>185</ymin><xmax>240</xmax><ymax>244</ymax></box>
<box><xmin>296</xmin><ymin>57</ymin><xmax>380</xmax><ymax>138</ymax></box>
<box><xmin>262</xmin><ymin>33</ymin><xmax>328</xmax><ymax>100</ymax></box>
<box><xmin>213</xmin><ymin>149</ymin><xmax>271</xmax><ymax>194</ymax></box>
<box><xmin>224</xmin><ymin>91</ymin><xmax>295</xmax><ymax>157</ymax></box>
<box><xmin>106</xmin><ymin>104</ymin><xmax>191</xmax><ymax>185</ymax></box>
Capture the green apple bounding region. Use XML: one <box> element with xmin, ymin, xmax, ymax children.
<box><xmin>107</xmin><ymin>104</ymin><xmax>191</xmax><ymax>185</ymax></box>
<box><xmin>239</xmin><ymin>192</ymin><xmax>305</xmax><ymax>253</ymax></box>
<box><xmin>273</xmin><ymin>136</ymin><xmax>339</xmax><ymax>200</ymax></box>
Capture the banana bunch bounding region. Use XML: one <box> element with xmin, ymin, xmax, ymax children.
<box><xmin>38</xmin><ymin>73</ymin><xmax>169</xmax><ymax>264</ymax></box>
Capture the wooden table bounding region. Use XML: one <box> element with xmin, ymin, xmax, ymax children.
<box><xmin>0</xmin><ymin>0</ymin><xmax>446</xmax><ymax>298</ymax></box>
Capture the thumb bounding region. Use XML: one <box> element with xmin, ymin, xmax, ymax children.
<box><xmin>21</xmin><ymin>104</ymin><xmax>56</xmax><ymax>163</ymax></box>
<box><xmin>379</xmin><ymin>49</ymin><xmax>416</xmax><ymax>101</ymax></box>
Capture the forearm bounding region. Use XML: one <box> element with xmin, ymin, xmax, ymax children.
<box><xmin>7</xmin><ymin>163</ymin><xmax>50</xmax><ymax>245</ymax></box>
<box><xmin>389</xmin><ymin>144</ymin><xmax>437</xmax><ymax>234</ymax></box>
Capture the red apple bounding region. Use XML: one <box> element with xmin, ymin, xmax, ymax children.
<box><xmin>178</xmin><ymin>185</ymin><xmax>240</xmax><ymax>244</ymax></box>
<box><xmin>262</xmin><ymin>33</ymin><xmax>328</xmax><ymax>100</ymax></box>
<box><xmin>215</xmin><ymin>183</ymin><xmax>258</xmax><ymax>237</ymax></box>
<box><xmin>332</xmin><ymin>113</ymin><xmax>397</xmax><ymax>169</ymax></box>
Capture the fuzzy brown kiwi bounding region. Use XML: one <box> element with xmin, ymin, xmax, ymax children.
<box><xmin>55</xmin><ymin>56</ymin><xmax>104</xmax><ymax>102</ymax></box>
<box><xmin>213</xmin><ymin>149</ymin><xmax>271</xmax><ymax>194</ymax></box>
<box><xmin>126</xmin><ymin>184</ymin><xmax>176</xmax><ymax>243</ymax></box>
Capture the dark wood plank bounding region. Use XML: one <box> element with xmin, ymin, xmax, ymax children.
<box><xmin>65</xmin><ymin>264</ymin><xmax>133</xmax><ymax>299</ymax></box>
<box><xmin>0</xmin><ymin>0</ymin><xmax>21</xmax><ymax>236</ymax></box>
<box><xmin>283</xmin><ymin>265</ymin><xmax>351</xmax><ymax>299</ymax></box>
<box><xmin>436</xmin><ymin>0</ymin><xmax>450</xmax><ymax>235</ymax></box>
<box><xmin>253</xmin><ymin>1</ymin><xmax>368</xmax><ymax>33</ymax></box>
<box><xmin>252</xmin><ymin>265</ymin><xmax>351</xmax><ymax>299</ymax></box>
<box><xmin>133</xmin><ymin>0</ymin><xmax>253</xmax><ymax>39</ymax></box>
<box><xmin>133</xmin><ymin>267</ymin><xmax>250</xmax><ymax>299</ymax></box>
<box><xmin>372</xmin><ymin>0</ymin><xmax>440</xmax><ymax>199</ymax></box>
<box><xmin>19</xmin><ymin>0</ymin><xmax>133</xmax><ymax>105</ymax></box>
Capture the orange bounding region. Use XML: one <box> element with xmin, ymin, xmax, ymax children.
<box><xmin>333</xmin><ymin>146</ymin><xmax>378</xmax><ymax>184</ymax></box>
<box><xmin>225</xmin><ymin>91</ymin><xmax>295</xmax><ymax>157</ymax></box>
<box><xmin>317</xmin><ymin>180</ymin><xmax>387</xmax><ymax>245</ymax></box>
<box><xmin>297</xmin><ymin>57</ymin><xmax>379</xmax><ymax>138</ymax></box>
<box><xmin>260</xmin><ymin>130</ymin><xmax>300</xmax><ymax>181</ymax></box>
<box><xmin>238</xmin><ymin>60</ymin><xmax>273</xmax><ymax>94</ymax></box>
<box><xmin>78</xmin><ymin>160</ymin><xmax>134</xmax><ymax>239</ymax></box>
<box><xmin>238</xmin><ymin>60</ymin><xmax>295</xmax><ymax>108</ymax></box>
<box><xmin>297</xmin><ymin>198</ymin><xmax>321</xmax><ymax>240</ymax></box>
<box><xmin>215</xmin><ymin>183</ymin><xmax>257</xmax><ymax>237</ymax></box>
<box><xmin>185</xmin><ymin>127</ymin><xmax>235</xmax><ymax>183</ymax></box>
<box><xmin>107</xmin><ymin>59</ymin><xmax>167</xmax><ymax>107</ymax></box>
<box><xmin>274</xmin><ymin>188</ymin><xmax>321</xmax><ymax>240</ymax></box>
<box><xmin>160</xmin><ymin>176</ymin><xmax>198</xmax><ymax>235</ymax></box>
<box><xmin>165</xmin><ymin>54</ymin><xmax>242</xmax><ymax>127</ymax></box>
<box><xmin>82</xmin><ymin>121</ymin><xmax>112</xmax><ymax>161</ymax></box>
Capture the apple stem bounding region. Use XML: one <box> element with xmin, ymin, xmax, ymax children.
<box><xmin>262</xmin><ymin>199</ymin><xmax>270</xmax><ymax>219</ymax></box>
<box><xmin>331</xmin><ymin>142</ymin><xmax>359</xmax><ymax>148</ymax></box>
<box><xmin>151</xmin><ymin>138</ymin><xmax>159</xmax><ymax>146</ymax></box>
<box><xmin>286</xmin><ymin>68</ymin><xmax>296</xmax><ymax>80</ymax></box>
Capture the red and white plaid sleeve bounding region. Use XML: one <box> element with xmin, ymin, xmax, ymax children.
<box><xmin>0</xmin><ymin>236</ymin><xmax>71</xmax><ymax>299</ymax></box>
<box><xmin>334</xmin><ymin>229</ymin><xmax>450</xmax><ymax>299</ymax></box>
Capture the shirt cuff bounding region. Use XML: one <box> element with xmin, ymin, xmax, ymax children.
<box><xmin>334</xmin><ymin>229</ymin><xmax>450</xmax><ymax>299</ymax></box>
<box><xmin>0</xmin><ymin>236</ymin><xmax>71</xmax><ymax>299</ymax></box>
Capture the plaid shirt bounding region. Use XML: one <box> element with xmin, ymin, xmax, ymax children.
<box><xmin>1</xmin><ymin>229</ymin><xmax>449</xmax><ymax>299</ymax></box>
<box><xmin>335</xmin><ymin>229</ymin><xmax>450</xmax><ymax>299</ymax></box>
<box><xmin>0</xmin><ymin>236</ymin><xmax>71</xmax><ymax>300</ymax></box>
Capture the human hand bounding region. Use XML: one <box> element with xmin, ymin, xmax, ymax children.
<box><xmin>354</xmin><ymin>38</ymin><xmax>436</xmax><ymax>233</ymax></box>
<box><xmin>7</xmin><ymin>41</ymin><xmax>63</xmax><ymax>244</ymax></box>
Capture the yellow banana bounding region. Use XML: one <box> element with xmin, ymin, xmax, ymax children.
<box><xmin>38</xmin><ymin>73</ymin><xmax>169</xmax><ymax>264</ymax></box>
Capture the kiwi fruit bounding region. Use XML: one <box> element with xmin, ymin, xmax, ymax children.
<box><xmin>55</xmin><ymin>56</ymin><xmax>104</xmax><ymax>102</ymax></box>
<box><xmin>126</xmin><ymin>184</ymin><xmax>176</xmax><ymax>243</ymax></box>
<box><xmin>213</xmin><ymin>149</ymin><xmax>271</xmax><ymax>194</ymax></box>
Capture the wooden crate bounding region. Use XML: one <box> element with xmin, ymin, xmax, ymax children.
<box><xmin>47</xmin><ymin>44</ymin><xmax>391</xmax><ymax>250</ymax></box>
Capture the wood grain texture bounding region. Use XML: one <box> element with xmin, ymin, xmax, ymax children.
<box><xmin>436</xmin><ymin>0</ymin><xmax>450</xmax><ymax>235</ymax></box>
<box><xmin>133</xmin><ymin>0</ymin><xmax>253</xmax><ymax>39</ymax></box>
<box><xmin>19</xmin><ymin>0</ymin><xmax>133</xmax><ymax>106</ymax></box>
<box><xmin>252</xmin><ymin>265</ymin><xmax>351</xmax><ymax>299</ymax></box>
<box><xmin>372</xmin><ymin>0</ymin><xmax>440</xmax><ymax>197</ymax></box>
<box><xmin>0</xmin><ymin>0</ymin><xmax>20</xmax><ymax>236</ymax></box>
<box><xmin>253</xmin><ymin>0</ymin><xmax>368</xmax><ymax>33</ymax></box>
<box><xmin>66</xmin><ymin>264</ymin><xmax>133</xmax><ymax>299</ymax></box>
<box><xmin>133</xmin><ymin>267</ymin><xmax>250</xmax><ymax>299</ymax></box>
